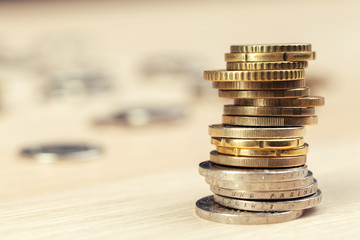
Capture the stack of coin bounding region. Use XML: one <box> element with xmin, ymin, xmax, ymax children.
<box><xmin>196</xmin><ymin>44</ymin><xmax>324</xmax><ymax>225</ymax></box>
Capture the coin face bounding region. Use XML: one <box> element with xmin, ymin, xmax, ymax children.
<box><xmin>195</xmin><ymin>196</ymin><xmax>303</xmax><ymax>225</ymax></box>
<box><xmin>212</xmin><ymin>79</ymin><xmax>306</xmax><ymax>90</ymax></box>
<box><xmin>223</xmin><ymin>105</ymin><xmax>315</xmax><ymax>116</ymax></box>
<box><xmin>222</xmin><ymin>115</ymin><xmax>318</xmax><ymax>126</ymax></box>
<box><xmin>230</xmin><ymin>44</ymin><xmax>312</xmax><ymax>53</ymax></box>
<box><xmin>211</xmin><ymin>137</ymin><xmax>304</xmax><ymax>149</ymax></box>
<box><xmin>225</xmin><ymin>52</ymin><xmax>316</xmax><ymax>62</ymax></box>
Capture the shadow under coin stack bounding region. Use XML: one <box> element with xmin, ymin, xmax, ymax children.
<box><xmin>195</xmin><ymin>44</ymin><xmax>324</xmax><ymax>224</ymax></box>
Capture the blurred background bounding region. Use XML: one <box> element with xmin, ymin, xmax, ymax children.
<box><xmin>0</xmin><ymin>0</ymin><xmax>359</xmax><ymax>202</ymax></box>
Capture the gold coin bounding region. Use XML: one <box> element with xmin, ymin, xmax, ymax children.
<box><xmin>216</xmin><ymin>144</ymin><xmax>308</xmax><ymax>157</ymax></box>
<box><xmin>199</xmin><ymin>161</ymin><xmax>308</xmax><ymax>182</ymax></box>
<box><xmin>211</xmin><ymin>179</ymin><xmax>318</xmax><ymax>200</ymax></box>
<box><xmin>230</xmin><ymin>44</ymin><xmax>312</xmax><ymax>53</ymax></box>
<box><xmin>212</xmin><ymin>79</ymin><xmax>306</xmax><ymax>90</ymax></box>
<box><xmin>195</xmin><ymin>196</ymin><xmax>303</xmax><ymax>225</ymax></box>
<box><xmin>225</xmin><ymin>52</ymin><xmax>316</xmax><ymax>62</ymax></box>
<box><xmin>204</xmin><ymin>69</ymin><xmax>304</xmax><ymax>82</ymax></box>
<box><xmin>208</xmin><ymin>124</ymin><xmax>305</xmax><ymax>139</ymax></box>
<box><xmin>224</xmin><ymin>105</ymin><xmax>315</xmax><ymax>116</ymax></box>
<box><xmin>233</xmin><ymin>96</ymin><xmax>325</xmax><ymax>107</ymax></box>
<box><xmin>223</xmin><ymin>115</ymin><xmax>318</xmax><ymax>126</ymax></box>
<box><xmin>219</xmin><ymin>88</ymin><xmax>309</xmax><ymax>99</ymax></box>
<box><xmin>206</xmin><ymin>171</ymin><xmax>313</xmax><ymax>191</ymax></box>
<box><xmin>211</xmin><ymin>137</ymin><xmax>304</xmax><ymax>149</ymax></box>
<box><xmin>210</xmin><ymin>151</ymin><xmax>306</xmax><ymax>168</ymax></box>
<box><xmin>214</xmin><ymin>189</ymin><xmax>322</xmax><ymax>211</ymax></box>
<box><xmin>227</xmin><ymin>61</ymin><xmax>308</xmax><ymax>71</ymax></box>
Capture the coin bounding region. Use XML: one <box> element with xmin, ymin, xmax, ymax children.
<box><xmin>209</xmin><ymin>151</ymin><xmax>306</xmax><ymax>168</ymax></box>
<box><xmin>211</xmin><ymin>137</ymin><xmax>304</xmax><ymax>149</ymax></box>
<box><xmin>230</xmin><ymin>44</ymin><xmax>312</xmax><ymax>53</ymax></box>
<box><xmin>198</xmin><ymin>161</ymin><xmax>308</xmax><ymax>182</ymax></box>
<box><xmin>223</xmin><ymin>115</ymin><xmax>318</xmax><ymax>126</ymax></box>
<box><xmin>212</xmin><ymin>79</ymin><xmax>306</xmax><ymax>90</ymax></box>
<box><xmin>214</xmin><ymin>189</ymin><xmax>322</xmax><ymax>211</ymax></box>
<box><xmin>205</xmin><ymin>171</ymin><xmax>313</xmax><ymax>191</ymax></box>
<box><xmin>208</xmin><ymin>124</ymin><xmax>305</xmax><ymax>139</ymax></box>
<box><xmin>233</xmin><ymin>96</ymin><xmax>325</xmax><ymax>107</ymax></box>
<box><xmin>204</xmin><ymin>69</ymin><xmax>304</xmax><ymax>81</ymax></box>
<box><xmin>227</xmin><ymin>61</ymin><xmax>308</xmax><ymax>71</ymax></box>
<box><xmin>225</xmin><ymin>52</ymin><xmax>316</xmax><ymax>62</ymax></box>
<box><xmin>216</xmin><ymin>144</ymin><xmax>308</xmax><ymax>157</ymax></box>
<box><xmin>223</xmin><ymin>105</ymin><xmax>315</xmax><ymax>116</ymax></box>
<box><xmin>219</xmin><ymin>88</ymin><xmax>309</xmax><ymax>99</ymax></box>
<box><xmin>211</xmin><ymin>179</ymin><xmax>318</xmax><ymax>200</ymax></box>
<box><xmin>195</xmin><ymin>196</ymin><xmax>303</xmax><ymax>224</ymax></box>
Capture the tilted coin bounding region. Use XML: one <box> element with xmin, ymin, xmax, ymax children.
<box><xmin>208</xmin><ymin>124</ymin><xmax>305</xmax><ymax>139</ymax></box>
<box><xmin>225</xmin><ymin>52</ymin><xmax>316</xmax><ymax>62</ymax></box>
<box><xmin>210</xmin><ymin>151</ymin><xmax>306</xmax><ymax>168</ymax></box>
<box><xmin>211</xmin><ymin>137</ymin><xmax>304</xmax><ymax>149</ymax></box>
<box><xmin>204</xmin><ymin>69</ymin><xmax>304</xmax><ymax>81</ymax></box>
<box><xmin>198</xmin><ymin>161</ymin><xmax>308</xmax><ymax>182</ymax></box>
<box><xmin>223</xmin><ymin>105</ymin><xmax>315</xmax><ymax>117</ymax></box>
<box><xmin>195</xmin><ymin>196</ymin><xmax>303</xmax><ymax>225</ymax></box>
<box><xmin>226</xmin><ymin>61</ymin><xmax>308</xmax><ymax>71</ymax></box>
<box><xmin>211</xmin><ymin>179</ymin><xmax>318</xmax><ymax>200</ymax></box>
<box><xmin>234</xmin><ymin>96</ymin><xmax>325</xmax><ymax>107</ymax></box>
<box><xmin>218</xmin><ymin>88</ymin><xmax>309</xmax><ymax>99</ymax></box>
<box><xmin>205</xmin><ymin>171</ymin><xmax>314</xmax><ymax>191</ymax></box>
<box><xmin>212</xmin><ymin>79</ymin><xmax>306</xmax><ymax>90</ymax></box>
<box><xmin>222</xmin><ymin>115</ymin><xmax>318</xmax><ymax>126</ymax></box>
<box><xmin>214</xmin><ymin>189</ymin><xmax>322</xmax><ymax>211</ymax></box>
<box><xmin>216</xmin><ymin>144</ymin><xmax>308</xmax><ymax>157</ymax></box>
<box><xmin>230</xmin><ymin>44</ymin><xmax>312</xmax><ymax>53</ymax></box>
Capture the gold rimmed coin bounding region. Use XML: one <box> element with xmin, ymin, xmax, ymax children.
<box><xmin>227</xmin><ymin>61</ymin><xmax>308</xmax><ymax>71</ymax></box>
<box><xmin>223</xmin><ymin>105</ymin><xmax>315</xmax><ymax>116</ymax></box>
<box><xmin>222</xmin><ymin>115</ymin><xmax>318</xmax><ymax>126</ymax></box>
<box><xmin>234</xmin><ymin>96</ymin><xmax>324</xmax><ymax>107</ymax></box>
<box><xmin>211</xmin><ymin>137</ymin><xmax>304</xmax><ymax>149</ymax></box>
<box><xmin>214</xmin><ymin>190</ymin><xmax>322</xmax><ymax>211</ymax></box>
<box><xmin>219</xmin><ymin>88</ymin><xmax>309</xmax><ymax>99</ymax></box>
<box><xmin>230</xmin><ymin>44</ymin><xmax>312</xmax><ymax>53</ymax></box>
<box><xmin>212</xmin><ymin>79</ymin><xmax>306</xmax><ymax>90</ymax></box>
<box><xmin>195</xmin><ymin>196</ymin><xmax>303</xmax><ymax>225</ymax></box>
<box><xmin>225</xmin><ymin>52</ymin><xmax>316</xmax><ymax>62</ymax></box>
<box><xmin>208</xmin><ymin>124</ymin><xmax>305</xmax><ymax>139</ymax></box>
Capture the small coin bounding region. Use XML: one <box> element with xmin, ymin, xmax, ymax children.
<box><xmin>199</xmin><ymin>161</ymin><xmax>308</xmax><ymax>182</ymax></box>
<box><xmin>214</xmin><ymin>189</ymin><xmax>322</xmax><ymax>211</ymax></box>
<box><xmin>210</xmin><ymin>151</ymin><xmax>306</xmax><ymax>168</ymax></box>
<box><xmin>230</xmin><ymin>44</ymin><xmax>312</xmax><ymax>53</ymax></box>
<box><xmin>212</xmin><ymin>79</ymin><xmax>306</xmax><ymax>90</ymax></box>
<box><xmin>211</xmin><ymin>179</ymin><xmax>318</xmax><ymax>200</ymax></box>
<box><xmin>219</xmin><ymin>88</ymin><xmax>309</xmax><ymax>99</ymax></box>
<box><xmin>204</xmin><ymin>69</ymin><xmax>304</xmax><ymax>81</ymax></box>
<box><xmin>223</xmin><ymin>105</ymin><xmax>315</xmax><ymax>116</ymax></box>
<box><xmin>216</xmin><ymin>144</ymin><xmax>308</xmax><ymax>157</ymax></box>
<box><xmin>195</xmin><ymin>196</ymin><xmax>303</xmax><ymax>225</ymax></box>
<box><xmin>211</xmin><ymin>137</ymin><xmax>304</xmax><ymax>149</ymax></box>
<box><xmin>226</xmin><ymin>61</ymin><xmax>308</xmax><ymax>71</ymax></box>
<box><xmin>234</xmin><ymin>96</ymin><xmax>324</xmax><ymax>107</ymax></box>
<box><xmin>223</xmin><ymin>115</ymin><xmax>318</xmax><ymax>126</ymax></box>
<box><xmin>225</xmin><ymin>52</ymin><xmax>316</xmax><ymax>62</ymax></box>
<box><xmin>208</xmin><ymin>124</ymin><xmax>305</xmax><ymax>139</ymax></box>
<box><xmin>205</xmin><ymin>171</ymin><xmax>314</xmax><ymax>191</ymax></box>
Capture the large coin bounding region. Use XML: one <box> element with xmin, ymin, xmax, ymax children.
<box><xmin>225</xmin><ymin>52</ymin><xmax>316</xmax><ymax>62</ymax></box>
<box><xmin>230</xmin><ymin>44</ymin><xmax>312</xmax><ymax>53</ymax></box>
<box><xmin>214</xmin><ymin>190</ymin><xmax>322</xmax><ymax>211</ymax></box>
<box><xmin>212</xmin><ymin>79</ymin><xmax>306</xmax><ymax>90</ymax></box>
<box><xmin>223</xmin><ymin>105</ymin><xmax>315</xmax><ymax>116</ymax></box>
<box><xmin>222</xmin><ymin>115</ymin><xmax>318</xmax><ymax>126</ymax></box>
<box><xmin>211</xmin><ymin>137</ymin><xmax>304</xmax><ymax>149</ymax></box>
<box><xmin>218</xmin><ymin>88</ymin><xmax>309</xmax><ymax>99</ymax></box>
<box><xmin>234</xmin><ymin>96</ymin><xmax>324</xmax><ymax>107</ymax></box>
<box><xmin>195</xmin><ymin>196</ymin><xmax>303</xmax><ymax>224</ymax></box>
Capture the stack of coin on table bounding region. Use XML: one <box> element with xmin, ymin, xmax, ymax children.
<box><xmin>195</xmin><ymin>43</ymin><xmax>325</xmax><ymax>225</ymax></box>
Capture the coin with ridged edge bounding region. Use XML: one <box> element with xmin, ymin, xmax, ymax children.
<box><xmin>211</xmin><ymin>137</ymin><xmax>304</xmax><ymax>149</ymax></box>
<box><xmin>234</xmin><ymin>96</ymin><xmax>324</xmax><ymax>107</ymax></box>
<box><xmin>219</xmin><ymin>88</ymin><xmax>309</xmax><ymax>99</ymax></box>
<box><xmin>195</xmin><ymin>196</ymin><xmax>303</xmax><ymax>225</ymax></box>
<box><xmin>223</xmin><ymin>105</ymin><xmax>315</xmax><ymax>116</ymax></box>
<box><xmin>226</xmin><ymin>61</ymin><xmax>308</xmax><ymax>71</ymax></box>
<box><xmin>225</xmin><ymin>52</ymin><xmax>315</xmax><ymax>62</ymax></box>
<box><xmin>230</xmin><ymin>44</ymin><xmax>312</xmax><ymax>53</ymax></box>
<box><xmin>222</xmin><ymin>115</ymin><xmax>318</xmax><ymax>126</ymax></box>
<box><xmin>212</xmin><ymin>79</ymin><xmax>306</xmax><ymax>90</ymax></box>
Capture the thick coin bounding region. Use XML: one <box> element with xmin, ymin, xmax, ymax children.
<box><xmin>230</xmin><ymin>44</ymin><xmax>312</xmax><ymax>53</ymax></box>
<box><xmin>208</xmin><ymin>124</ymin><xmax>305</xmax><ymax>139</ymax></box>
<box><xmin>225</xmin><ymin>52</ymin><xmax>316</xmax><ymax>62</ymax></box>
<box><xmin>198</xmin><ymin>161</ymin><xmax>308</xmax><ymax>182</ymax></box>
<box><xmin>205</xmin><ymin>171</ymin><xmax>313</xmax><ymax>191</ymax></box>
<box><xmin>214</xmin><ymin>190</ymin><xmax>322</xmax><ymax>211</ymax></box>
<box><xmin>234</xmin><ymin>96</ymin><xmax>325</xmax><ymax>107</ymax></box>
<box><xmin>223</xmin><ymin>105</ymin><xmax>315</xmax><ymax>116</ymax></box>
<box><xmin>204</xmin><ymin>69</ymin><xmax>304</xmax><ymax>81</ymax></box>
<box><xmin>195</xmin><ymin>196</ymin><xmax>303</xmax><ymax>225</ymax></box>
<box><xmin>210</xmin><ymin>179</ymin><xmax>318</xmax><ymax>200</ymax></box>
<box><xmin>223</xmin><ymin>115</ymin><xmax>318</xmax><ymax>126</ymax></box>
<box><xmin>227</xmin><ymin>61</ymin><xmax>308</xmax><ymax>71</ymax></box>
<box><xmin>211</xmin><ymin>137</ymin><xmax>304</xmax><ymax>149</ymax></box>
<box><xmin>219</xmin><ymin>88</ymin><xmax>309</xmax><ymax>99</ymax></box>
<box><xmin>212</xmin><ymin>79</ymin><xmax>306</xmax><ymax>90</ymax></box>
<box><xmin>210</xmin><ymin>151</ymin><xmax>306</xmax><ymax>168</ymax></box>
<box><xmin>216</xmin><ymin>144</ymin><xmax>308</xmax><ymax>157</ymax></box>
